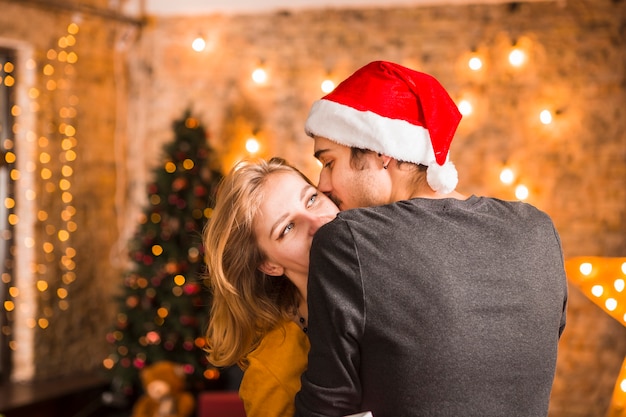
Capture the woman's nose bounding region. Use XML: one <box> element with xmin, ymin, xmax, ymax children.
<box><xmin>308</xmin><ymin>214</ymin><xmax>328</xmax><ymax>235</ymax></box>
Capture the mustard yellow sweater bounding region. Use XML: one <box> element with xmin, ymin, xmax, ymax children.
<box><xmin>239</xmin><ymin>320</ymin><xmax>309</xmax><ymax>417</ymax></box>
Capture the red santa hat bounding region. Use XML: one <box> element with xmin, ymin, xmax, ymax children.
<box><xmin>305</xmin><ymin>60</ymin><xmax>462</xmax><ymax>194</ymax></box>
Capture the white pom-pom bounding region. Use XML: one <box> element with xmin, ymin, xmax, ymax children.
<box><xmin>426</xmin><ymin>161</ymin><xmax>458</xmax><ymax>194</ymax></box>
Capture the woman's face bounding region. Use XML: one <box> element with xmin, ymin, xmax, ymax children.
<box><xmin>254</xmin><ymin>170</ymin><xmax>339</xmax><ymax>281</ymax></box>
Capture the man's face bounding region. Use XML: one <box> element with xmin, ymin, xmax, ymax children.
<box><xmin>313</xmin><ymin>136</ymin><xmax>391</xmax><ymax>210</ymax></box>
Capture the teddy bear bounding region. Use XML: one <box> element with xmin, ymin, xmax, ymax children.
<box><xmin>131</xmin><ymin>361</ymin><xmax>195</xmax><ymax>417</ymax></box>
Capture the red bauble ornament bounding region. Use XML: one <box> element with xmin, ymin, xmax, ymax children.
<box><xmin>194</xmin><ymin>185</ymin><xmax>207</xmax><ymax>197</ymax></box>
<box><xmin>172</xmin><ymin>177</ymin><xmax>188</xmax><ymax>191</ymax></box>
<box><xmin>183</xmin><ymin>282</ymin><xmax>200</xmax><ymax>295</ymax></box>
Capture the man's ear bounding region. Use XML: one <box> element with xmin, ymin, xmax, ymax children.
<box><xmin>376</xmin><ymin>152</ymin><xmax>393</xmax><ymax>170</ymax></box>
<box><xmin>258</xmin><ymin>261</ymin><xmax>285</xmax><ymax>277</ymax></box>
<box><xmin>381</xmin><ymin>154</ymin><xmax>393</xmax><ymax>170</ymax></box>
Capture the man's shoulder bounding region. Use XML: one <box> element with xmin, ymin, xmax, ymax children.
<box><xmin>319</xmin><ymin>205</ymin><xmax>393</xmax><ymax>230</ymax></box>
<box><xmin>484</xmin><ymin>196</ymin><xmax>553</xmax><ymax>220</ymax></box>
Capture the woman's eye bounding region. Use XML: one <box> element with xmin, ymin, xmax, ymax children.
<box><xmin>307</xmin><ymin>193</ymin><xmax>318</xmax><ymax>208</ymax></box>
<box><xmin>324</xmin><ymin>161</ymin><xmax>333</xmax><ymax>168</ymax></box>
<box><xmin>281</xmin><ymin>223</ymin><xmax>294</xmax><ymax>237</ymax></box>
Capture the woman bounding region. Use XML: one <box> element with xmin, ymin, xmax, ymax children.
<box><xmin>203</xmin><ymin>157</ymin><xmax>339</xmax><ymax>417</ymax></box>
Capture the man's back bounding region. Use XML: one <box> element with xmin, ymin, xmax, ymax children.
<box><xmin>296</xmin><ymin>196</ymin><xmax>567</xmax><ymax>417</ymax></box>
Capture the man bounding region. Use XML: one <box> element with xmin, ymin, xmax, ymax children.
<box><xmin>294</xmin><ymin>61</ymin><xmax>567</xmax><ymax>417</ymax></box>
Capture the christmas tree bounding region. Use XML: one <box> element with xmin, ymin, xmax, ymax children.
<box><xmin>105</xmin><ymin>110</ymin><xmax>224</xmax><ymax>399</ymax></box>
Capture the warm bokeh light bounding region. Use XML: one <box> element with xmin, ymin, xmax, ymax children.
<box><xmin>458</xmin><ymin>99</ymin><xmax>473</xmax><ymax>116</ymax></box>
<box><xmin>246</xmin><ymin>137</ymin><xmax>260</xmax><ymax>154</ymax></box>
<box><xmin>4</xmin><ymin>151</ymin><xmax>16</xmax><ymax>163</ymax></box>
<box><xmin>468</xmin><ymin>56</ymin><xmax>483</xmax><ymax>71</ymax></box>
<box><xmin>514</xmin><ymin>184</ymin><xmax>529</xmax><ymax>200</ymax></box>
<box><xmin>102</xmin><ymin>358</ymin><xmax>115</xmax><ymax>370</ymax></box>
<box><xmin>540</xmin><ymin>109</ymin><xmax>553</xmax><ymax>125</ymax></box>
<box><xmin>591</xmin><ymin>284</ymin><xmax>604</xmax><ymax>297</ymax></box>
<box><xmin>146</xmin><ymin>331</ymin><xmax>161</xmax><ymax>344</ymax></box>
<box><xmin>251</xmin><ymin>67</ymin><xmax>267</xmax><ymax>84</ymax></box>
<box><xmin>204</xmin><ymin>368</ymin><xmax>221</xmax><ymax>380</ymax></box>
<box><xmin>4</xmin><ymin>75</ymin><xmax>15</xmax><ymax>87</ymax></box>
<box><xmin>192</xmin><ymin>36</ymin><xmax>206</xmax><ymax>52</ymax></box>
<box><xmin>58</xmin><ymin>230</ymin><xmax>70</xmax><ymax>242</ymax></box>
<box><xmin>43</xmin><ymin>64</ymin><xmax>54</xmax><ymax>76</ymax></box>
<box><xmin>165</xmin><ymin>161</ymin><xmax>176</xmax><ymax>173</ymax></box>
<box><xmin>174</xmin><ymin>275</ymin><xmax>186</xmax><ymax>286</ymax></box>
<box><xmin>499</xmin><ymin>168</ymin><xmax>515</xmax><ymax>185</ymax></box>
<box><xmin>67</xmin><ymin>22</ymin><xmax>79</xmax><ymax>35</ymax></box>
<box><xmin>183</xmin><ymin>159</ymin><xmax>194</xmax><ymax>170</ymax></box>
<box><xmin>7</xmin><ymin>214</ymin><xmax>18</xmax><ymax>226</ymax></box>
<box><xmin>321</xmin><ymin>79</ymin><xmax>335</xmax><ymax>93</ymax></box>
<box><xmin>508</xmin><ymin>48</ymin><xmax>526</xmax><ymax>67</ymax></box>
<box><xmin>580</xmin><ymin>262</ymin><xmax>593</xmax><ymax>276</ymax></box>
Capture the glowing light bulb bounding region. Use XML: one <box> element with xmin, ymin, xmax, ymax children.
<box><xmin>508</xmin><ymin>48</ymin><xmax>525</xmax><ymax>67</ymax></box>
<box><xmin>615</xmin><ymin>279</ymin><xmax>625</xmax><ymax>292</ymax></box>
<box><xmin>192</xmin><ymin>37</ymin><xmax>206</xmax><ymax>52</ymax></box>
<box><xmin>580</xmin><ymin>262</ymin><xmax>593</xmax><ymax>275</ymax></box>
<box><xmin>591</xmin><ymin>284</ymin><xmax>604</xmax><ymax>297</ymax></box>
<box><xmin>246</xmin><ymin>137</ymin><xmax>260</xmax><ymax>154</ymax></box>
<box><xmin>540</xmin><ymin>110</ymin><xmax>552</xmax><ymax>125</ymax></box>
<box><xmin>499</xmin><ymin>168</ymin><xmax>515</xmax><ymax>185</ymax></box>
<box><xmin>458</xmin><ymin>100</ymin><xmax>472</xmax><ymax>116</ymax></box>
<box><xmin>252</xmin><ymin>68</ymin><xmax>267</xmax><ymax>84</ymax></box>
<box><xmin>146</xmin><ymin>331</ymin><xmax>161</xmax><ymax>344</ymax></box>
<box><xmin>321</xmin><ymin>79</ymin><xmax>335</xmax><ymax>93</ymax></box>
<box><xmin>468</xmin><ymin>56</ymin><xmax>483</xmax><ymax>71</ymax></box>
<box><xmin>606</xmin><ymin>298</ymin><xmax>618</xmax><ymax>311</ymax></box>
<box><xmin>514</xmin><ymin>184</ymin><xmax>529</xmax><ymax>200</ymax></box>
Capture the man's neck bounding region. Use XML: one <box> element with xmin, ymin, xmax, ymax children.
<box><xmin>409</xmin><ymin>189</ymin><xmax>468</xmax><ymax>200</ymax></box>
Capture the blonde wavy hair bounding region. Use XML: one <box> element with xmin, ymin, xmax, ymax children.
<box><xmin>203</xmin><ymin>157</ymin><xmax>311</xmax><ymax>368</ymax></box>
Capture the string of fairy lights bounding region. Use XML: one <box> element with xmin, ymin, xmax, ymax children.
<box><xmin>192</xmin><ymin>33</ymin><xmax>561</xmax><ymax>202</ymax></box>
<box><xmin>1</xmin><ymin>22</ymin><xmax>80</xmax><ymax>375</ymax></box>
<box><xmin>39</xmin><ymin>22</ymin><xmax>81</xmax><ymax>321</ymax></box>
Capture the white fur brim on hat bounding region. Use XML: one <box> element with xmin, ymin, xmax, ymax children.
<box><xmin>305</xmin><ymin>99</ymin><xmax>458</xmax><ymax>193</ymax></box>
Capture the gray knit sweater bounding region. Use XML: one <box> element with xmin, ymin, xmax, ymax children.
<box><xmin>295</xmin><ymin>196</ymin><xmax>567</xmax><ymax>417</ymax></box>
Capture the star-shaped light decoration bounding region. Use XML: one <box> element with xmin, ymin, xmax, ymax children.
<box><xmin>565</xmin><ymin>257</ymin><xmax>626</xmax><ymax>417</ymax></box>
